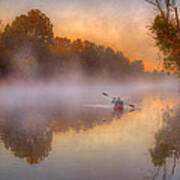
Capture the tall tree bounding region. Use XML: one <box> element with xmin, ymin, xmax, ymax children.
<box><xmin>145</xmin><ymin>0</ymin><xmax>180</xmax><ymax>71</ymax></box>
<box><xmin>1</xmin><ymin>9</ymin><xmax>54</xmax><ymax>78</ymax></box>
<box><xmin>1</xmin><ymin>9</ymin><xmax>53</xmax><ymax>49</ymax></box>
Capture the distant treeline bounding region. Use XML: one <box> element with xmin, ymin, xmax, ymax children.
<box><xmin>0</xmin><ymin>9</ymin><xmax>172</xmax><ymax>81</ymax></box>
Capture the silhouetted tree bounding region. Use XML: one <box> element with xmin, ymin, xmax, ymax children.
<box><xmin>1</xmin><ymin>9</ymin><xmax>54</xmax><ymax>78</ymax></box>
<box><xmin>145</xmin><ymin>0</ymin><xmax>180</xmax><ymax>71</ymax></box>
<box><xmin>0</xmin><ymin>9</ymin><xmax>165</xmax><ymax>81</ymax></box>
<box><xmin>150</xmin><ymin>105</ymin><xmax>180</xmax><ymax>178</ymax></box>
<box><xmin>0</xmin><ymin>113</ymin><xmax>53</xmax><ymax>165</ymax></box>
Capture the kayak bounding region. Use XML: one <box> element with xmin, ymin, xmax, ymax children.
<box><xmin>84</xmin><ymin>104</ymin><xmax>138</xmax><ymax>111</ymax></box>
<box><xmin>113</xmin><ymin>105</ymin><xmax>123</xmax><ymax>111</ymax></box>
<box><xmin>85</xmin><ymin>104</ymin><xmax>125</xmax><ymax>110</ymax></box>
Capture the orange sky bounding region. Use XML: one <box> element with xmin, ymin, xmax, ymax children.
<box><xmin>0</xmin><ymin>0</ymin><xmax>163</xmax><ymax>71</ymax></box>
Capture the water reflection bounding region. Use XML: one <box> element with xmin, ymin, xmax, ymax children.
<box><xmin>0</xmin><ymin>106</ymin><xmax>131</xmax><ymax>165</ymax></box>
<box><xmin>0</xmin><ymin>93</ymin><xmax>179</xmax><ymax>180</ymax></box>
<box><xmin>112</xmin><ymin>109</ymin><xmax>125</xmax><ymax>119</ymax></box>
<box><xmin>0</xmin><ymin>112</ymin><xmax>53</xmax><ymax>165</ymax></box>
<box><xmin>150</xmin><ymin>105</ymin><xmax>180</xmax><ymax>179</ymax></box>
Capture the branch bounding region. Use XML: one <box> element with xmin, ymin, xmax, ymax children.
<box><xmin>145</xmin><ymin>0</ymin><xmax>165</xmax><ymax>17</ymax></box>
<box><xmin>145</xmin><ymin>0</ymin><xmax>157</xmax><ymax>6</ymax></box>
<box><xmin>174</xmin><ymin>7</ymin><xmax>180</xmax><ymax>34</ymax></box>
<box><xmin>155</xmin><ymin>0</ymin><xmax>165</xmax><ymax>17</ymax></box>
<box><xmin>165</xmin><ymin>0</ymin><xmax>170</xmax><ymax>19</ymax></box>
<box><xmin>171</xmin><ymin>153</ymin><xmax>177</xmax><ymax>175</ymax></box>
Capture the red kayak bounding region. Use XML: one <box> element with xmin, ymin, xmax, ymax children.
<box><xmin>113</xmin><ymin>105</ymin><xmax>123</xmax><ymax>111</ymax></box>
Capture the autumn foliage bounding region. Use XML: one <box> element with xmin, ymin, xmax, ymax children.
<box><xmin>146</xmin><ymin>0</ymin><xmax>180</xmax><ymax>72</ymax></box>
<box><xmin>0</xmin><ymin>9</ymin><xmax>167</xmax><ymax>81</ymax></box>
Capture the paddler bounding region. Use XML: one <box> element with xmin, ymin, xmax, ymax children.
<box><xmin>114</xmin><ymin>97</ymin><xmax>123</xmax><ymax>110</ymax></box>
<box><xmin>112</xmin><ymin>97</ymin><xmax>116</xmax><ymax>104</ymax></box>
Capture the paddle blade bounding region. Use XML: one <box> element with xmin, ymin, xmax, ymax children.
<box><xmin>102</xmin><ymin>92</ymin><xmax>109</xmax><ymax>97</ymax></box>
<box><xmin>129</xmin><ymin>104</ymin><xmax>135</xmax><ymax>108</ymax></box>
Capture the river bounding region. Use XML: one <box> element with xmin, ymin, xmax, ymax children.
<box><xmin>0</xmin><ymin>83</ymin><xmax>179</xmax><ymax>180</ymax></box>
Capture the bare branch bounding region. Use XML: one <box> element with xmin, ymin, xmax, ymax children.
<box><xmin>145</xmin><ymin>0</ymin><xmax>165</xmax><ymax>17</ymax></box>
<box><xmin>171</xmin><ymin>153</ymin><xmax>177</xmax><ymax>175</ymax></box>
<box><xmin>155</xmin><ymin>0</ymin><xmax>165</xmax><ymax>17</ymax></box>
<box><xmin>174</xmin><ymin>7</ymin><xmax>180</xmax><ymax>33</ymax></box>
<box><xmin>165</xmin><ymin>0</ymin><xmax>170</xmax><ymax>18</ymax></box>
<box><xmin>145</xmin><ymin>0</ymin><xmax>157</xmax><ymax>6</ymax></box>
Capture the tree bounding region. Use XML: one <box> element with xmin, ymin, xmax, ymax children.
<box><xmin>1</xmin><ymin>9</ymin><xmax>54</xmax><ymax>78</ymax></box>
<box><xmin>130</xmin><ymin>60</ymin><xmax>144</xmax><ymax>74</ymax></box>
<box><xmin>0</xmin><ymin>112</ymin><xmax>53</xmax><ymax>165</ymax></box>
<box><xmin>79</xmin><ymin>40</ymin><xmax>100</xmax><ymax>75</ymax></box>
<box><xmin>0</xmin><ymin>20</ymin><xmax>9</xmax><ymax>77</ymax></box>
<box><xmin>0</xmin><ymin>20</ymin><xmax>2</xmax><ymax>39</ymax></box>
<box><xmin>1</xmin><ymin>9</ymin><xmax>53</xmax><ymax>49</ymax></box>
<box><xmin>50</xmin><ymin>37</ymin><xmax>73</xmax><ymax>74</ymax></box>
<box><xmin>145</xmin><ymin>0</ymin><xmax>180</xmax><ymax>71</ymax></box>
<box><xmin>0</xmin><ymin>8</ymin><xmax>146</xmax><ymax>80</ymax></box>
<box><xmin>150</xmin><ymin>106</ymin><xmax>180</xmax><ymax>178</ymax></box>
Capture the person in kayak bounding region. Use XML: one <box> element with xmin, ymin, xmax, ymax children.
<box><xmin>113</xmin><ymin>97</ymin><xmax>123</xmax><ymax>110</ymax></box>
<box><xmin>112</xmin><ymin>97</ymin><xmax>116</xmax><ymax>104</ymax></box>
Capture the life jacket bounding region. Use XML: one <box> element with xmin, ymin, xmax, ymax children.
<box><xmin>115</xmin><ymin>100</ymin><xmax>123</xmax><ymax>106</ymax></box>
<box><xmin>114</xmin><ymin>100</ymin><xmax>123</xmax><ymax>110</ymax></box>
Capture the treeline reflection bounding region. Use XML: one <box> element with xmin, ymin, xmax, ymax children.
<box><xmin>150</xmin><ymin>105</ymin><xmax>180</xmax><ymax>179</ymax></box>
<box><xmin>0</xmin><ymin>107</ymin><xmax>122</xmax><ymax>165</ymax></box>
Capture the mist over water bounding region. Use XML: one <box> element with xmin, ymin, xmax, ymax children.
<box><xmin>1</xmin><ymin>86</ymin><xmax>179</xmax><ymax>174</ymax></box>
<box><xmin>0</xmin><ymin>80</ymin><xmax>178</xmax><ymax>110</ymax></box>
<box><xmin>0</xmin><ymin>79</ymin><xmax>179</xmax><ymax>179</ymax></box>
<box><xmin>0</xmin><ymin>79</ymin><xmax>178</xmax><ymax>123</ymax></box>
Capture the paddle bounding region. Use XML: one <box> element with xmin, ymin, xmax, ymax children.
<box><xmin>102</xmin><ymin>92</ymin><xmax>135</xmax><ymax>109</ymax></box>
<box><xmin>102</xmin><ymin>92</ymin><xmax>112</xmax><ymax>98</ymax></box>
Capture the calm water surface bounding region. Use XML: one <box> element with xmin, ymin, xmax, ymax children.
<box><xmin>0</xmin><ymin>87</ymin><xmax>179</xmax><ymax>180</ymax></box>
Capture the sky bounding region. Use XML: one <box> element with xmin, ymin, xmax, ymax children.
<box><xmin>0</xmin><ymin>0</ymin><xmax>162</xmax><ymax>71</ymax></box>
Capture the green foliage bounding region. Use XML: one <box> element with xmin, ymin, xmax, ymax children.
<box><xmin>0</xmin><ymin>116</ymin><xmax>53</xmax><ymax>165</ymax></box>
<box><xmin>0</xmin><ymin>9</ymin><xmax>54</xmax><ymax>78</ymax></box>
<box><xmin>151</xmin><ymin>15</ymin><xmax>180</xmax><ymax>71</ymax></box>
<box><xmin>51</xmin><ymin>37</ymin><xmax>145</xmax><ymax>80</ymax></box>
<box><xmin>152</xmin><ymin>15</ymin><xmax>178</xmax><ymax>53</ymax></box>
<box><xmin>150</xmin><ymin>106</ymin><xmax>180</xmax><ymax>168</ymax></box>
<box><xmin>146</xmin><ymin>0</ymin><xmax>180</xmax><ymax>72</ymax></box>
<box><xmin>1</xmin><ymin>9</ymin><xmax>53</xmax><ymax>49</ymax></box>
<box><xmin>0</xmin><ymin>8</ymin><xmax>166</xmax><ymax>81</ymax></box>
